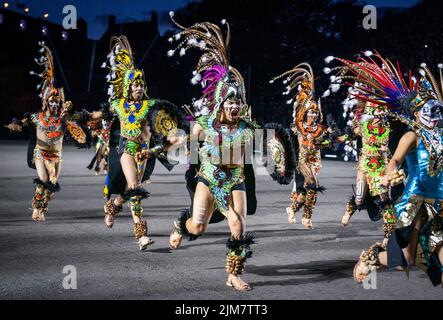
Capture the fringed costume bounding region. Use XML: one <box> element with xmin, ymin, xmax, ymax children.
<box><xmin>325</xmin><ymin>51</ymin><xmax>443</xmax><ymax>286</ymax></box>
<box><xmin>167</xmin><ymin>13</ymin><xmax>259</xmax><ymax>290</ymax></box>
<box><xmin>98</xmin><ymin>36</ymin><xmax>187</xmax><ymax>250</ymax></box>
<box><xmin>5</xmin><ymin>42</ymin><xmax>90</xmax><ymax>221</ymax></box>
<box><xmin>270</xmin><ymin>63</ymin><xmax>337</xmax><ymax>229</ymax></box>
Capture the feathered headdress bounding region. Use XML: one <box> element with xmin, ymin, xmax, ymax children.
<box><xmin>270</xmin><ymin>63</ymin><xmax>322</xmax><ymax>124</ymax></box>
<box><xmin>324</xmin><ymin>51</ymin><xmax>443</xmax><ymax>175</ymax></box>
<box><xmin>323</xmin><ymin>50</ymin><xmax>443</xmax><ymax>122</ymax></box>
<box><xmin>168</xmin><ymin>12</ymin><xmax>246</xmax><ymax>117</ymax></box>
<box><xmin>102</xmin><ymin>36</ymin><xmax>147</xmax><ymax>101</ymax></box>
<box><xmin>29</xmin><ymin>41</ymin><xmax>65</xmax><ymax>108</ymax></box>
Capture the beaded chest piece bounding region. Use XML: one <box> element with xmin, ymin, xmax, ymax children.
<box><xmin>113</xmin><ymin>99</ymin><xmax>153</xmax><ymax>139</ymax></box>
<box><xmin>31</xmin><ymin>112</ymin><xmax>63</xmax><ymax>144</ymax></box>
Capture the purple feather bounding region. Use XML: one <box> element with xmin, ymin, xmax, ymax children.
<box><xmin>201</xmin><ymin>65</ymin><xmax>228</xmax><ymax>101</ymax></box>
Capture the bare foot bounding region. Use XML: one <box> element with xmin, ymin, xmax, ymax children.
<box><xmin>104</xmin><ymin>214</ymin><xmax>114</xmax><ymax>228</ymax></box>
<box><xmin>353</xmin><ymin>252</ymin><xmax>372</xmax><ymax>283</ymax></box>
<box><xmin>139</xmin><ymin>236</ymin><xmax>155</xmax><ymax>251</ymax></box>
<box><xmin>169</xmin><ymin>222</ymin><xmax>184</xmax><ymax>250</ymax></box>
<box><xmin>302</xmin><ymin>218</ymin><xmax>313</xmax><ymax>230</ymax></box>
<box><xmin>226</xmin><ymin>275</ymin><xmax>252</xmax><ymax>291</ymax></box>
<box><xmin>341</xmin><ymin>212</ymin><xmax>351</xmax><ymax>227</ymax></box>
<box><xmin>286</xmin><ymin>207</ymin><xmax>296</xmax><ymax>224</ymax></box>
<box><xmin>32</xmin><ymin>209</ymin><xmax>41</xmax><ymax>222</ymax></box>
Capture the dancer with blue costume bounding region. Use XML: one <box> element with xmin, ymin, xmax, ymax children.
<box><xmin>325</xmin><ymin>52</ymin><xmax>443</xmax><ymax>286</ymax></box>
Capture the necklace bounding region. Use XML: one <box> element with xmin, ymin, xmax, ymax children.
<box><xmin>113</xmin><ymin>99</ymin><xmax>153</xmax><ymax>138</ymax></box>
<box><xmin>32</xmin><ymin>112</ymin><xmax>63</xmax><ymax>143</ymax></box>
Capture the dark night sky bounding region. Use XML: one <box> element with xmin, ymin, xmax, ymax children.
<box><xmin>3</xmin><ymin>0</ymin><xmax>420</xmax><ymax>39</ymax></box>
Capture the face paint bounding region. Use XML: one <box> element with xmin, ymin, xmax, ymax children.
<box><xmin>47</xmin><ymin>96</ymin><xmax>60</xmax><ymax>115</ymax></box>
<box><xmin>418</xmin><ymin>100</ymin><xmax>443</xmax><ymax>129</ymax></box>
<box><xmin>222</xmin><ymin>98</ymin><xmax>242</xmax><ymax>122</ymax></box>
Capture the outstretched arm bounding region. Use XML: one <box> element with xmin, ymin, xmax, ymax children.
<box><xmin>4</xmin><ymin>115</ymin><xmax>30</xmax><ymax>133</ymax></box>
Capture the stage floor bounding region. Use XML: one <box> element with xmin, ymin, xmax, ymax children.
<box><xmin>0</xmin><ymin>142</ymin><xmax>441</xmax><ymax>299</ymax></box>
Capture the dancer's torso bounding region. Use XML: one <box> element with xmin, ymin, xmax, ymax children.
<box><xmin>403</xmin><ymin>138</ymin><xmax>443</xmax><ymax>200</ymax></box>
<box><xmin>112</xmin><ymin>98</ymin><xmax>153</xmax><ymax>143</ymax></box>
<box><xmin>31</xmin><ymin>112</ymin><xmax>63</xmax><ymax>152</ymax></box>
<box><xmin>296</xmin><ymin>121</ymin><xmax>326</xmax><ymax>173</ymax></box>
<box><xmin>199</xmin><ymin>115</ymin><xmax>254</xmax><ymax>168</ymax></box>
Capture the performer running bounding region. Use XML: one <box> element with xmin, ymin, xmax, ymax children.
<box><xmin>5</xmin><ymin>42</ymin><xmax>90</xmax><ymax>222</ymax></box>
<box><xmin>87</xmin><ymin>36</ymin><xmax>187</xmax><ymax>250</ymax></box>
<box><xmin>167</xmin><ymin>15</ymin><xmax>260</xmax><ymax>291</ymax></box>
<box><xmin>270</xmin><ymin>63</ymin><xmax>345</xmax><ymax>229</ymax></box>
<box><xmin>326</xmin><ymin>52</ymin><xmax>443</xmax><ymax>286</ymax></box>
<box><xmin>87</xmin><ymin>118</ymin><xmax>111</xmax><ymax>175</ymax></box>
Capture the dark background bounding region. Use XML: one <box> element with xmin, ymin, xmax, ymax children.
<box><xmin>1</xmin><ymin>0</ymin><xmax>441</xmax><ymax>139</ymax></box>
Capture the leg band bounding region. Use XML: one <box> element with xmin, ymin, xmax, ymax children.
<box><xmin>303</xmin><ymin>188</ymin><xmax>318</xmax><ymax>220</ymax></box>
<box><xmin>345</xmin><ymin>195</ymin><xmax>358</xmax><ymax>218</ymax></box>
<box><xmin>225</xmin><ymin>233</ymin><xmax>255</xmax><ymax>276</ymax></box>
<box><xmin>382</xmin><ymin>206</ymin><xmax>397</xmax><ymax>239</ymax></box>
<box><xmin>104</xmin><ymin>198</ymin><xmax>123</xmax><ymax>216</ymax></box>
<box><xmin>174</xmin><ymin>209</ymin><xmax>200</xmax><ymax>241</ymax></box>
<box><xmin>361</xmin><ymin>243</ymin><xmax>385</xmax><ymax>269</ymax></box>
<box><xmin>32</xmin><ymin>179</ymin><xmax>48</xmax><ymax>211</ymax></box>
<box><xmin>123</xmin><ymin>187</ymin><xmax>149</xmax><ymax>218</ymax></box>
<box><xmin>133</xmin><ymin>221</ymin><xmax>148</xmax><ymax>240</ymax></box>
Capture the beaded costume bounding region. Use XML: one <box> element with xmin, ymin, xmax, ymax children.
<box><xmin>325</xmin><ymin>51</ymin><xmax>443</xmax><ymax>285</ymax></box>
<box><xmin>167</xmin><ymin>14</ymin><xmax>258</xmax><ymax>287</ymax></box>
<box><xmin>270</xmin><ymin>63</ymin><xmax>334</xmax><ymax>229</ymax></box>
<box><xmin>5</xmin><ymin>42</ymin><xmax>89</xmax><ymax>221</ymax></box>
<box><xmin>100</xmin><ymin>36</ymin><xmax>187</xmax><ymax>250</ymax></box>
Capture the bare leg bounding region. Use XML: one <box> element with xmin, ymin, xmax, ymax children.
<box><xmin>225</xmin><ymin>190</ymin><xmax>252</xmax><ymax>291</ymax></box>
<box><xmin>169</xmin><ymin>182</ymin><xmax>214</xmax><ymax>249</ymax></box>
<box><xmin>354</xmin><ymin>213</ymin><xmax>425</xmax><ymax>283</ymax></box>
<box><xmin>120</xmin><ymin>153</ymin><xmax>146</xmax><ymax>223</ymax></box>
<box><xmin>120</xmin><ymin>153</ymin><xmax>152</xmax><ymax>250</ymax></box>
<box><xmin>342</xmin><ymin>171</ymin><xmax>367</xmax><ymax>226</ymax></box>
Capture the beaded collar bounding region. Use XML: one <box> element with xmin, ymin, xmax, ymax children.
<box><xmin>112</xmin><ymin>98</ymin><xmax>154</xmax><ymax>138</ymax></box>
<box><xmin>31</xmin><ymin>112</ymin><xmax>63</xmax><ymax>144</ymax></box>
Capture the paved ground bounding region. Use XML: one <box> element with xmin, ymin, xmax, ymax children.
<box><xmin>0</xmin><ymin>141</ymin><xmax>441</xmax><ymax>300</ymax></box>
